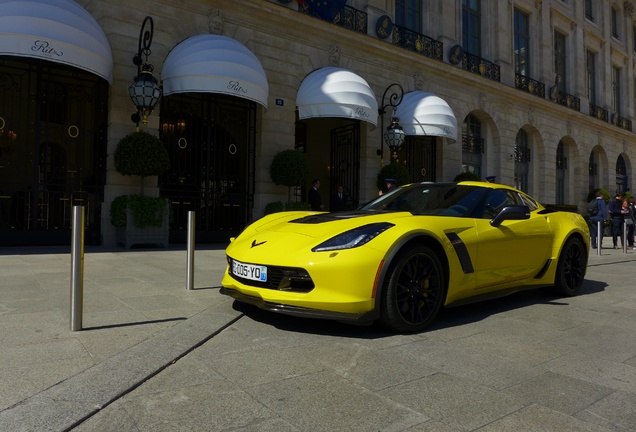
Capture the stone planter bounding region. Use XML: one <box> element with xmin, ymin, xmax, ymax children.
<box><xmin>116</xmin><ymin>205</ymin><xmax>169</xmax><ymax>249</ymax></box>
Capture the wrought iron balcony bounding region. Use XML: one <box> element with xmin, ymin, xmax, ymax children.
<box><xmin>298</xmin><ymin>2</ymin><xmax>367</xmax><ymax>35</ymax></box>
<box><xmin>392</xmin><ymin>25</ymin><xmax>443</xmax><ymax>61</ymax></box>
<box><xmin>612</xmin><ymin>113</ymin><xmax>633</xmax><ymax>131</ymax></box>
<box><xmin>462</xmin><ymin>134</ymin><xmax>484</xmax><ymax>154</ymax></box>
<box><xmin>589</xmin><ymin>104</ymin><xmax>609</xmax><ymax>122</ymax></box>
<box><xmin>515</xmin><ymin>146</ymin><xmax>531</xmax><ymax>163</ymax></box>
<box><xmin>461</xmin><ymin>52</ymin><xmax>500</xmax><ymax>82</ymax></box>
<box><xmin>550</xmin><ymin>88</ymin><xmax>580</xmax><ymax>112</ymax></box>
<box><xmin>514</xmin><ymin>74</ymin><xmax>545</xmax><ymax>98</ymax></box>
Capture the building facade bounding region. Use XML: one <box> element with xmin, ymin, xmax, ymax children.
<box><xmin>0</xmin><ymin>0</ymin><xmax>633</xmax><ymax>247</ymax></box>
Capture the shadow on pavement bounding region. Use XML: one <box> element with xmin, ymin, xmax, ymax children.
<box><xmin>82</xmin><ymin>317</ymin><xmax>187</xmax><ymax>331</ymax></box>
<box><xmin>229</xmin><ymin>279</ymin><xmax>608</xmax><ymax>337</ymax></box>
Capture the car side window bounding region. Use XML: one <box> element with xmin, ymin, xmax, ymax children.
<box><xmin>518</xmin><ymin>193</ymin><xmax>539</xmax><ymax>211</ymax></box>
<box><xmin>481</xmin><ymin>190</ymin><xmax>519</xmax><ymax>219</ymax></box>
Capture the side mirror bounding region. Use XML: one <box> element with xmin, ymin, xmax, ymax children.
<box><xmin>490</xmin><ymin>205</ymin><xmax>530</xmax><ymax>227</ymax></box>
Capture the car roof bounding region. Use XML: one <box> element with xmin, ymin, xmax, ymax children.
<box><xmin>404</xmin><ymin>181</ymin><xmax>521</xmax><ymax>193</ymax></box>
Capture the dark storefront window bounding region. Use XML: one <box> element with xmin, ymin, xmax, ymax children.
<box><xmin>0</xmin><ymin>58</ymin><xmax>108</xmax><ymax>246</ymax></box>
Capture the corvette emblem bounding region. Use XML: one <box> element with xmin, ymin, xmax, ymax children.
<box><xmin>251</xmin><ymin>239</ymin><xmax>267</xmax><ymax>248</ymax></box>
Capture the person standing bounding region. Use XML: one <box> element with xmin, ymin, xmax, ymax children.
<box><xmin>608</xmin><ymin>193</ymin><xmax>625</xmax><ymax>249</ymax></box>
<box><xmin>332</xmin><ymin>185</ymin><xmax>347</xmax><ymax>212</ymax></box>
<box><xmin>379</xmin><ymin>178</ymin><xmax>397</xmax><ymax>196</ymax></box>
<box><xmin>308</xmin><ymin>179</ymin><xmax>323</xmax><ymax>211</ymax></box>
<box><xmin>625</xmin><ymin>197</ymin><xmax>635</xmax><ymax>249</ymax></box>
<box><xmin>589</xmin><ymin>192</ymin><xmax>607</xmax><ymax>249</ymax></box>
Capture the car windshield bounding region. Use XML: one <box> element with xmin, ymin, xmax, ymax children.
<box><xmin>359</xmin><ymin>183</ymin><xmax>491</xmax><ymax>217</ymax></box>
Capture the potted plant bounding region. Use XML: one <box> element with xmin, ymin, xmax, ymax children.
<box><xmin>110</xmin><ymin>131</ymin><xmax>171</xmax><ymax>248</ymax></box>
<box><xmin>265</xmin><ymin>149</ymin><xmax>311</xmax><ymax>214</ymax></box>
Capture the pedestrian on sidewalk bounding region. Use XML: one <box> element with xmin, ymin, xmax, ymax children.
<box><xmin>625</xmin><ymin>196</ymin><xmax>635</xmax><ymax>249</ymax></box>
<box><xmin>589</xmin><ymin>191</ymin><xmax>607</xmax><ymax>249</ymax></box>
<box><xmin>608</xmin><ymin>193</ymin><xmax>626</xmax><ymax>249</ymax></box>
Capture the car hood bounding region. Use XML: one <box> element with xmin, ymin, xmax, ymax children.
<box><xmin>228</xmin><ymin>210</ymin><xmax>410</xmax><ymax>258</ymax></box>
<box><xmin>255</xmin><ymin>210</ymin><xmax>407</xmax><ymax>236</ymax></box>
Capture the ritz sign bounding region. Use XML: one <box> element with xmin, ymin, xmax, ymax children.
<box><xmin>354</xmin><ymin>106</ymin><xmax>370</xmax><ymax>119</ymax></box>
<box><xmin>31</xmin><ymin>40</ymin><xmax>63</xmax><ymax>57</ymax></box>
<box><xmin>227</xmin><ymin>80</ymin><xmax>248</xmax><ymax>95</ymax></box>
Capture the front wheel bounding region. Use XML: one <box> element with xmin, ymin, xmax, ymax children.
<box><xmin>553</xmin><ymin>237</ymin><xmax>587</xmax><ymax>296</ymax></box>
<box><xmin>380</xmin><ymin>245</ymin><xmax>446</xmax><ymax>333</ymax></box>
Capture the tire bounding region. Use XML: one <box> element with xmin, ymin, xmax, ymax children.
<box><xmin>380</xmin><ymin>245</ymin><xmax>446</xmax><ymax>333</ymax></box>
<box><xmin>553</xmin><ymin>237</ymin><xmax>587</xmax><ymax>296</ymax></box>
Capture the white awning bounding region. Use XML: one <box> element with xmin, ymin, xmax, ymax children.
<box><xmin>162</xmin><ymin>34</ymin><xmax>269</xmax><ymax>108</ymax></box>
<box><xmin>296</xmin><ymin>67</ymin><xmax>378</xmax><ymax>126</ymax></box>
<box><xmin>0</xmin><ymin>0</ymin><xmax>113</xmax><ymax>83</ymax></box>
<box><xmin>395</xmin><ymin>91</ymin><xmax>457</xmax><ymax>142</ymax></box>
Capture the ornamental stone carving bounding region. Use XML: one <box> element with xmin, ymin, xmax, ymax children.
<box><xmin>329</xmin><ymin>45</ymin><xmax>340</xmax><ymax>67</ymax></box>
<box><xmin>209</xmin><ymin>9</ymin><xmax>223</xmax><ymax>35</ymax></box>
<box><xmin>479</xmin><ymin>92</ymin><xmax>487</xmax><ymax>109</ymax></box>
<box><xmin>414</xmin><ymin>72</ymin><xmax>424</xmax><ymax>91</ymax></box>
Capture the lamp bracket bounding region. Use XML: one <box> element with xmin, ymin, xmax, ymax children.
<box><xmin>133</xmin><ymin>16</ymin><xmax>155</xmax><ymax>73</ymax></box>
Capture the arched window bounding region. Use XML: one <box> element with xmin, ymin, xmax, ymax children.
<box><xmin>514</xmin><ymin>129</ymin><xmax>530</xmax><ymax>192</ymax></box>
<box><xmin>616</xmin><ymin>155</ymin><xmax>627</xmax><ymax>194</ymax></box>
<box><xmin>588</xmin><ymin>152</ymin><xmax>598</xmax><ymax>192</ymax></box>
<box><xmin>461</xmin><ymin>114</ymin><xmax>483</xmax><ymax>178</ymax></box>
<box><xmin>556</xmin><ymin>141</ymin><xmax>567</xmax><ymax>204</ymax></box>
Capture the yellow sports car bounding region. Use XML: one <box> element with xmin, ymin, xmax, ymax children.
<box><xmin>221</xmin><ymin>181</ymin><xmax>589</xmax><ymax>332</ymax></box>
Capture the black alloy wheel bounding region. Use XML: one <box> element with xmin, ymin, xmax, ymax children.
<box><xmin>381</xmin><ymin>245</ymin><xmax>446</xmax><ymax>332</ymax></box>
<box><xmin>554</xmin><ymin>237</ymin><xmax>587</xmax><ymax>296</ymax></box>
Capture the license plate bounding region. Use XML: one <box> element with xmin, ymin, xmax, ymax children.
<box><xmin>232</xmin><ymin>259</ymin><xmax>267</xmax><ymax>282</ymax></box>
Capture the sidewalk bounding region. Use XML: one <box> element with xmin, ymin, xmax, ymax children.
<box><xmin>0</xmin><ymin>240</ymin><xmax>634</xmax><ymax>431</ymax></box>
<box><xmin>0</xmin><ymin>244</ymin><xmax>237</xmax><ymax>431</ymax></box>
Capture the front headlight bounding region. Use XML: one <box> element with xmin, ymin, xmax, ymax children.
<box><xmin>312</xmin><ymin>223</ymin><xmax>394</xmax><ymax>252</ymax></box>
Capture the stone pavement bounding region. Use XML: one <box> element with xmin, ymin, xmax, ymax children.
<box><xmin>0</xmin><ymin>238</ymin><xmax>635</xmax><ymax>431</ymax></box>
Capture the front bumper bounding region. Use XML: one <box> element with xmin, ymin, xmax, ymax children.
<box><xmin>220</xmin><ymin>287</ymin><xmax>377</xmax><ymax>324</ymax></box>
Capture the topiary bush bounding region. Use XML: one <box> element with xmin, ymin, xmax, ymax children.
<box><xmin>111</xmin><ymin>131</ymin><xmax>171</xmax><ymax>229</ymax></box>
<box><xmin>110</xmin><ymin>195</ymin><xmax>170</xmax><ymax>228</ymax></box>
<box><xmin>114</xmin><ymin>131</ymin><xmax>170</xmax><ymax>178</ymax></box>
<box><xmin>376</xmin><ymin>163</ymin><xmax>411</xmax><ymax>193</ymax></box>
<box><xmin>264</xmin><ymin>201</ymin><xmax>285</xmax><ymax>215</ymax></box>
<box><xmin>269</xmin><ymin>149</ymin><xmax>310</xmax><ymax>204</ymax></box>
<box><xmin>285</xmin><ymin>201</ymin><xmax>311</xmax><ymax>211</ymax></box>
<box><xmin>269</xmin><ymin>149</ymin><xmax>309</xmax><ymax>188</ymax></box>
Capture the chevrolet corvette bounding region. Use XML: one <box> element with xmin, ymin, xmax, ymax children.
<box><xmin>220</xmin><ymin>181</ymin><xmax>589</xmax><ymax>332</ymax></box>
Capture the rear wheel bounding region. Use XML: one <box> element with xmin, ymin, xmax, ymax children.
<box><xmin>553</xmin><ymin>237</ymin><xmax>587</xmax><ymax>296</ymax></box>
<box><xmin>380</xmin><ymin>245</ymin><xmax>446</xmax><ymax>333</ymax></box>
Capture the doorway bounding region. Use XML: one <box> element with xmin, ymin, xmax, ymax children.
<box><xmin>159</xmin><ymin>93</ymin><xmax>256</xmax><ymax>243</ymax></box>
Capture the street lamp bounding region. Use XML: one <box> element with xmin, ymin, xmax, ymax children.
<box><xmin>377</xmin><ymin>83</ymin><xmax>405</xmax><ymax>164</ymax></box>
<box><xmin>129</xmin><ymin>16</ymin><xmax>162</xmax><ymax>126</ymax></box>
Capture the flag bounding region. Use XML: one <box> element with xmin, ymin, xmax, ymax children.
<box><xmin>297</xmin><ymin>0</ymin><xmax>348</xmax><ymax>22</ymax></box>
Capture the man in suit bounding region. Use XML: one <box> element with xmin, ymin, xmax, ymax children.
<box><xmin>332</xmin><ymin>185</ymin><xmax>347</xmax><ymax>212</ymax></box>
<box><xmin>308</xmin><ymin>178</ymin><xmax>323</xmax><ymax>211</ymax></box>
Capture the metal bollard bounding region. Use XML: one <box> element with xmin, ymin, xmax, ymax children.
<box><xmin>624</xmin><ymin>219</ymin><xmax>628</xmax><ymax>253</ymax></box>
<box><xmin>597</xmin><ymin>220</ymin><xmax>602</xmax><ymax>256</ymax></box>
<box><xmin>186</xmin><ymin>211</ymin><xmax>195</xmax><ymax>290</ymax></box>
<box><xmin>70</xmin><ymin>206</ymin><xmax>84</xmax><ymax>331</ymax></box>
